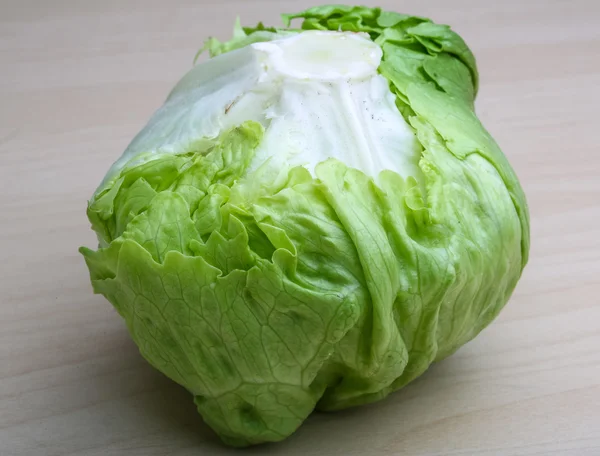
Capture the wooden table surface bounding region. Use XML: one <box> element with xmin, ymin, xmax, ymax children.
<box><xmin>2</xmin><ymin>1</ymin><xmax>599</xmax><ymax>455</ymax></box>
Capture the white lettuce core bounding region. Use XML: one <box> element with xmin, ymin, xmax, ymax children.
<box><xmin>254</xmin><ymin>31</ymin><xmax>382</xmax><ymax>80</ymax></box>
<box><xmin>100</xmin><ymin>31</ymin><xmax>422</xmax><ymax>192</ymax></box>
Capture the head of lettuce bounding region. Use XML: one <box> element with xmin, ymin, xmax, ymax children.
<box><xmin>80</xmin><ymin>5</ymin><xmax>529</xmax><ymax>447</ymax></box>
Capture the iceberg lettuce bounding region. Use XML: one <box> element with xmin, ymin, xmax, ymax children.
<box><xmin>81</xmin><ymin>5</ymin><xmax>529</xmax><ymax>446</ymax></box>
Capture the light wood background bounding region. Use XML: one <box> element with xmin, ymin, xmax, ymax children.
<box><xmin>1</xmin><ymin>1</ymin><xmax>599</xmax><ymax>455</ymax></box>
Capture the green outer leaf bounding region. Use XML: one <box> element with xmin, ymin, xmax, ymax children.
<box><xmin>86</xmin><ymin>121</ymin><xmax>263</xmax><ymax>245</ymax></box>
<box><xmin>405</xmin><ymin>22</ymin><xmax>478</xmax><ymax>93</ymax></box>
<box><xmin>81</xmin><ymin>164</ymin><xmax>366</xmax><ymax>445</ymax></box>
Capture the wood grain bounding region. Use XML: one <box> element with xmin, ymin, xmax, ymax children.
<box><xmin>1</xmin><ymin>0</ymin><xmax>599</xmax><ymax>455</ymax></box>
